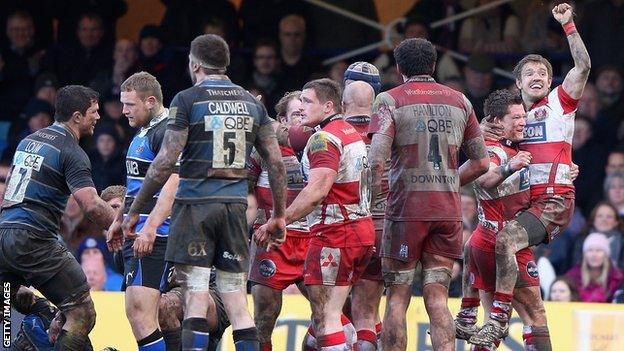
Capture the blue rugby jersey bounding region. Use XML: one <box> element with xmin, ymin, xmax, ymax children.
<box><xmin>167</xmin><ymin>77</ymin><xmax>271</xmax><ymax>203</ymax></box>
<box><xmin>124</xmin><ymin>110</ymin><xmax>177</xmax><ymax>237</ymax></box>
<box><xmin>0</xmin><ymin>123</ymin><xmax>94</xmax><ymax>236</ymax></box>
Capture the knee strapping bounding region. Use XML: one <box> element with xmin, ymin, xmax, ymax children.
<box><xmin>176</xmin><ymin>265</ymin><xmax>211</xmax><ymax>292</ymax></box>
<box><xmin>382</xmin><ymin>269</ymin><xmax>416</xmax><ymax>286</ymax></box>
<box><xmin>215</xmin><ymin>269</ymin><xmax>247</xmax><ymax>293</ymax></box>
<box><xmin>422</xmin><ymin>267</ymin><xmax>452</xmax><ymax>289</ymax></box>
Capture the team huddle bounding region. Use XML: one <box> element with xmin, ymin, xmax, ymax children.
<box><xmin>0</xmin><ymin>3</ymin><xmax>590</xmax><ymax>351</ymax></box>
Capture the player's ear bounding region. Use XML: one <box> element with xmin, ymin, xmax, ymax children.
<box><xmin>515</xmin><ymin>79</ymin><xmax>522</xmax><ymax>91</ymax></box>
<box><xmin>72</xmin><ymin>110</ymin><xmax>83</xmax><ymax>123</ymax></box>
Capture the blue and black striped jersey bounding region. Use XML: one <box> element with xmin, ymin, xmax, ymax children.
<box><xmin>167</xmin><ymin>77</ymin><xmax>271</xmax><ymax>203</ymax></box>
<box><xmin>0</xmin><ymin>123</ymin><xmax>94</xmax><ymax>236</ymax></box>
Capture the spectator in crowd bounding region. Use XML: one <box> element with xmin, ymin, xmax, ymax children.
<box><xmin>1</xmin><ymin>98</ymin><xmax>54</xmax><ymax>163</ymax></box>
<box><xmin>33</xmin><ymin>71</ymin><xmax>58</xmax><ymax>106</ymax></box>
<box><xmin>247</xmin><ymin>39</ymin><xmax>288</xmax><ymax>116</ymax></box>
<box><xmin>137</xmin><ymin>24</ymin><xmax>188</xmax><ymax>104</ymax></box>
<box><xmin>573</xmin><ymin>202</ymin><xmax>624</xmax><ymax>269</ymax></box>
<box><xmin>90</xmin><ymin>38</ymin><xmax>140</xmax><ymax>98</ymax></box>
<box><xmin>606</xmin><ymin>151</ymin><xmax>624</xmax><ymax>176</ymax></box>
<box><xmin>604</xmin><ymin>173</ymin><xmax>624</xmax><ymax>218</ymax></box>
<box><xmin>77</xmin><ymin>236</ymin><xmax>123</xmax><ymax>291</ymax></box>
<box><xmin>521</xmin><ymin>0</ymin><xmax>567</xmax><ymax>54</ymax></box>
<box><xmin>239</xmin><ymin>0</ymin><xmax>307</xmax><ymax>47</ymax></box>
<box><xmin>464</xmin><ymin>53</ymin><xmax>495</xmax><ymax>120</ymax></box>
<box><xmin>278</xmin><ymin>14</ymin><xmax>319</xmax><ymax>91</ymax></box>
<box><xmin>461</xmin><ymin>191</ymin><xmax>478</xmax><ymax>231</ymax></box>
<box><xmin>88</xmin><ymin>126</ymin><xmax>125</xmax><ymax>193</ymax></box>
<box><xmin>403</xmin><ymin>0</ymin><xmax>462</xmax><ymax>49</ymax></box>
<box><xmin>548</xmin><ymin>276</ymin><xmax>580</xmax><ymax>302</ymax></box>
<box><xmin>578</xmin><ymin>83</ymin><xmax>601</xmax><ymax>122</ymax></box>
<box><xmin>328</xmin><ymin>60</ymin><xmax>349</xmax><ymax>86</ymax></box>
<box><xmin>0</xmin><ymin>1</ymin><xmax>56</xmax><ymax>48</ymax></box>
<box><xmin>82</xmin><ymin>255</ymin><xmax>107</xmax><ymax>292</ymax></box>
<box><xmin>592</xmin><ymin>67</ymin><xmax>624</xmax><ymax>147</ymax></box>
<box><xmin>159</xmin><ymin>0</ymin><xmax>239</xmax><ymax>47</ymax></box>
<box><xmin>53</xmin><ymin>0</ymin><xmax>126</xmax><ymax>49</ymax></box>
<box><xmin>566</xmin><ymin>233</ymin><xmax>623</xmax><ymax>303</ymax></box>
<box><xmin>458</xmin><ymin>0</ymin><xmax>520</xmax><ymax>54</ymax></box>
<box><xmin>44</xmin><ymin>13</ymin><xmax>113</xmax><ymax>87</ymax></box>
<box><xmin>0</xmin><ymin>11</ymin><xmax>46</xmax><ymax>121</ymax></box>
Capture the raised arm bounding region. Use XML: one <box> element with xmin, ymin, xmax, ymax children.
<box><xmin>555</xmin><ymin>3</ymin><xmax>591</xmax><ymax>99</ymax></box>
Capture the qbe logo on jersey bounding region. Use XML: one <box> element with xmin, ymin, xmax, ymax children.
<box><xmin>523</xmin><ymin>122</ymin><xmax>547</xmax><ymax>142</ymax></box>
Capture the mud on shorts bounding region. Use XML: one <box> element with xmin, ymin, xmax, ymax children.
<box><xmin>123</xmin><ymin>235</ymin><xmax>169</xmax><ymax>291</ymax></box>
<box><xmin>166</xmin><ymin>202</ymin><xmax>249</xmax><ymax>272</ymax></box>
<box><xmin>523</xmin><ymin>195</ymin><xmax>575</xmax><ymax>245</ymax></box>
<box><xmin>303</xmin><ymin>243</ymin><xmax>374</xmax><ymax>286</ymax></box>
<box><xmin>249</xmin><ymin>233</ymin><xmax>310</xmax><ymax>290</ymax></box>
<box><xmin>380</xmin><ymin>220</ymin><xmax>463</xmax><ymax>262</ymax></box>
<box><xmin>467</xmin><ymin>243</ymin><xmax>539</xmax><ymax>292</ymax></box>
<box><xmin>0</xmin><ymin>227</ymin><xmax>90</xmax><ymax>312</ymax></box>
<box><xmin>360</xmin><ymin>218</ymin><xmax>384</xmax><ymax>281</ymax></box>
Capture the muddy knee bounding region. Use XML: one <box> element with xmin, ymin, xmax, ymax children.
<box><xmin>159</xmin><ymin>288</ymin><xmax>183</xmax><ymax>330</ymax></box>
<box><xmin>64</xmin><ymin>298</ymin><xmax>96</xmax><ymax>333</ymax></box>
<box><xmin>495</xmin><ymin>220</ymin><xmax>528</xmax><ymax>255</ymax></box>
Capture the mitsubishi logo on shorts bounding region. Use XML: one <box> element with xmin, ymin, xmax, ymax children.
<box><xmin>321</xmin><ymin>253</ymin><xmax>339</xmax><ymax>267</ymax></box>
<box><xmin>320</xmin><ymin>247</ymin><xmax>340</xmax><ymax>285</ymax></box>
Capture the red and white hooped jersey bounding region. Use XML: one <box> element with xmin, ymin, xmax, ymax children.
<box><xmin>301</xmin><ymin>117</ymin><xmax>374</xmax><ymax>248</ymax></box>
<box><xmin>472</xmin><ymin>140</ymin><xmax>531</xmax><ymax>250</ymax></box>
<box><xmin>249</xmin><ymin>145</ymin><xmax>309</xmax><ymax>236</ymax></box>
<box><xmin>520</xmin><ymin>85</ymin><xmax>579</xmax><ymax>198</ymax></box>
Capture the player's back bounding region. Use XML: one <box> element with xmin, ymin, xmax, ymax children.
<box><xmin>167</xmin><ymin>78</ymin><xmax>271</xmax><ymax>204</ymax></box>
<box><xmin>371</xmin><ymin>78</ymin><xmax>481</xmax><ymax>221</ymax></box>
<box><xmin>0</xmin><ymin>124</ymin><xmax>90</xmax><ymax>235</ymax></box>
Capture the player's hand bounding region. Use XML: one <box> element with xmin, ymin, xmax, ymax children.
<box><xmin>106</xmin><ymin>219</ymin><xmax>124</xmax><ymax>252</ymax></box>
<box><xmin>552</xmin><ymin>3</ymin><xmax>573</xmax><ymax>24</ymax></box>
<box><xmin>480</xmin><ymin>118</ymin><xmax>504</xmax><ymax>141</ymax></box>
<box><xmin>122</xmin><ymin>213</ymin><xmax>140</xmax><ymax>241</ymax></box>
<box><xmin>266</xmin><ymin>217</ymin><xmax>287</xmax><ymax>251</ymax></box>
<box><xmin>133</xmin><ymin>226</ymin><xmax>156</xmax><ymax>258</ymax></box>
<box><xmin>570</xmin><ymin>162</ymin><xmax>579</xmax><ymax>181</ymax></box>
<box><xmin>253</xmin><ymin>223</ymin><xmax>270</xmax><ymax>247</ymax></box>
<box><xmin>509</xmin><ymin>151</ymin><xmax>532</xmax><ymax>171</ymax></box>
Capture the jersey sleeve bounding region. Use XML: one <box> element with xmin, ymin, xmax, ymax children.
<box><xmin>463</xmin><ymin>95</ymin><xmax>483</xmax><ymax>142</ymax></box>
<box><xmin>557</xmin><ymin>85</ymin><xmax>580</xmax><ymax>115</ymax></box>
<box><xmin>257</xmin><ymin>100</ymin><xmax>272</xmax><ymax>127</ymax></box>
<box><xmin>167</xmin><ymin>91</ymin><xmax>190</xmax><ymax>131</ymax></box>
<box><xmin>306</xmin><ymin>131</ymin><xmax>341</xmax><ymax>172</ymax></box>
<box><xmin>61</xmin><ymin>147</ymin><xmax>95</xmax><ymax>193</ymax></box>
<box><xmin>368</xmin><ymin>92</ymin><xmax>397</xmax><ymax>139</ymax></box>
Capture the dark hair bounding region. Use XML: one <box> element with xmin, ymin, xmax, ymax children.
<box><xmin>512</xmin><ymin>54</ymin><xmax>553</xmax><ymax>81</ymax></box>
<box><xmin>549</xmin><ymin>276</ymin><xmax>580</xmax><ymax>302</ymax></box>
<box><xmin>254</xmin><ymin>38</ymin><xmax>279</xmax><ymax>57</ymax></box>
<box><xmin>54</xmin><ymin>85</ymin><xmax>99</xmax><ymax>122</ymax></box>
<box><xmin>190</xmin><ymin>34</ymin><xmax>230</xmax><ymax>73</ymax></box>
<box><xmin>483</xmin><ymin>89</ymin><xmax>524</xmax><ymax>121</ymax></box>
<box><xmin>7</xmin><ymin>10</ymin><xmax>33</xmax><ymax>24</ymax></box>
<box><xmin>275</xmin><ymin>91</ymin><xmax>301</xmax><ymax>118</ymax></box>
<box><xmin>394</xmin><ymin>38</ymin><xmax>437</xmax><ymax>77</ymax></box>
<box><xmin>78</xmin><ymin>13</ymin><xmax>103</xmax><ymax>28</ymax></box>
<box><xmin>121</xmin><ymin>71</ymin><xmax>163</xmax><ymax>104</ymax></box>
<box><xmin>302</xmin><ymin>78</ymin><xmax>342</xmax><ymax>114</ymax></box>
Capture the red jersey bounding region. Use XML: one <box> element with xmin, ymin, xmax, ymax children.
<box><xmin>249</xmin><ymin>145</ymin><xmax>309</xmax><ymax>237</ymax></box>
<box><xmin>344</xmin><ymin>115</ymin><xmax>389</xmax><ymax>220</ymax></box>
<box><xmin>368</xmin><ymin>77</ymin><xmax>482</xmax><ymax>221</ymax></box>
<box><xmin>301</xmin><ymin>116</ymin><xmax>374</xmax><ymax>247</ymax></box>
<box><xmin>520</xmin><ymin>86</ymin><xmax>579</xmax><ymax>198</ymax></box>
<box><xmin>471</xmin><ymin>140</ymin><xmax>531</xmax><ymax>251</ymax></box>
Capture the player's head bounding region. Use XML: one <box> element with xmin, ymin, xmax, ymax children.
<box><xmin>484</xmin><ymin>89</ymin><xmax>526</xmax><ymax>142</ymax></box>
<box><xmin>513</xmin><ymin>54</ymin><xmax>553</xmax><ymax>103</ymax></box>
<box><xmin>275</xmin><ymin>91</ymin><xmax>302</xmax><ymax>125</ymax></box>
<box><xmin>188</xmin><ymin>34</ymin><xmax>230</xmax><ymax>84</ymax></box>
<box><xmin>101</xmin><ymin>185</ymin><xmax>126</xmax><ymax>211</ymax></box>
<box><xmin>342</xmin><ymin>81</ymin><xmax>374</xmax><ymax>117</ymax></box>
<box><xmin>300</xmin><ymin>78</ymin><xmax>342</xmax><ymax>127</ymax></box>
<box><xmin>394</xmin><ymin>38</ymin><xmax>437</xmax><ymax>79</ymax></box>
<box><xmin>120</xmin><ymin>71</ymin><xmax>164</xmax><ymax>128</ymax></box>
<box><xmin>343</xmin><ymin>61</ymin><xmax>381</xmax><ymax>95</ymax></box>
<box><xmin>55</xmin><ymin>85</ymin><xmax>100</xmax><ymax>138</ymax></box>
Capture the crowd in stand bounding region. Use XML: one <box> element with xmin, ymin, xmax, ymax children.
<box><xmin>1</xmin><ymin>0</ymin><xmax>623</xmax><ymax>303</ymax></box>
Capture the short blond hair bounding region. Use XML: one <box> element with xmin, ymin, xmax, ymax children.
<box><xmin>120</xmin><ymin>71</ymin><xmax>163</xmax><ymax>104</ymax></box>
<box><xmin>101</xmin><ymin>185</ymin><xmax>126</xmax><ymax>202</ymax></box>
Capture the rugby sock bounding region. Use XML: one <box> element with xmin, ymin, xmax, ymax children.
<box><xmin>138</xmin><ymin>329</ymin><xmax>165</xmax><ymax>351</ymax></box>
<box><xmin>54</xmin><ymin>330</ymin><xmax>93</xmax><ymax>351</ymax></box>
<box><xmin>524</xmin><ymin>325</ymin><xmax>552</xmax><ymax>351</ymax></box>
<box><xmin>260</xmin><ymin>341</ymin><xmax>272</xmax><ymax>351</ymax></box>
<box><xmin>181</xmin><ymin>318</ymin><xmax>209</xmax><ymax>351</ymax></box>
<box><xmin>356</xmin><ymin>329</ymin><xmax>378</xmax><ymax>351</ymax></box>
<box><xmin>233</xmin><ymin>327</ymin><xmax>260</xmax><ymax>351</ymax></box>
<box><xmin>162</xmin><ymin>328</ymin><xmax>181</xmax><ymax>351</ymax></box>
<box><xmin>458</xmin><ymin>297</ymin><xmax>480</xmax><ymax>325</ymax></box>
<box><xmin>341</xmin><ymin>314</ymin><xmax>357</xmax><ymax>348</ymax></box>
<box><xmin>303</xmin><ymin>325</ymin><xmax>317</xmax><ymax>351</ymax></box>
<box><xmin>318</xmin><ymin>331</ymin><xmax>347</xmax><ymax>351</ymax></box>
<box><xmin>375</xmin><ymin>322</ymin><xmax>383</xmax><ymax>349</ymax></box>
<box><xmin>490</xmin><ymin>292</ymin><xmax>513</xmax><ymax>325</ymax></box>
